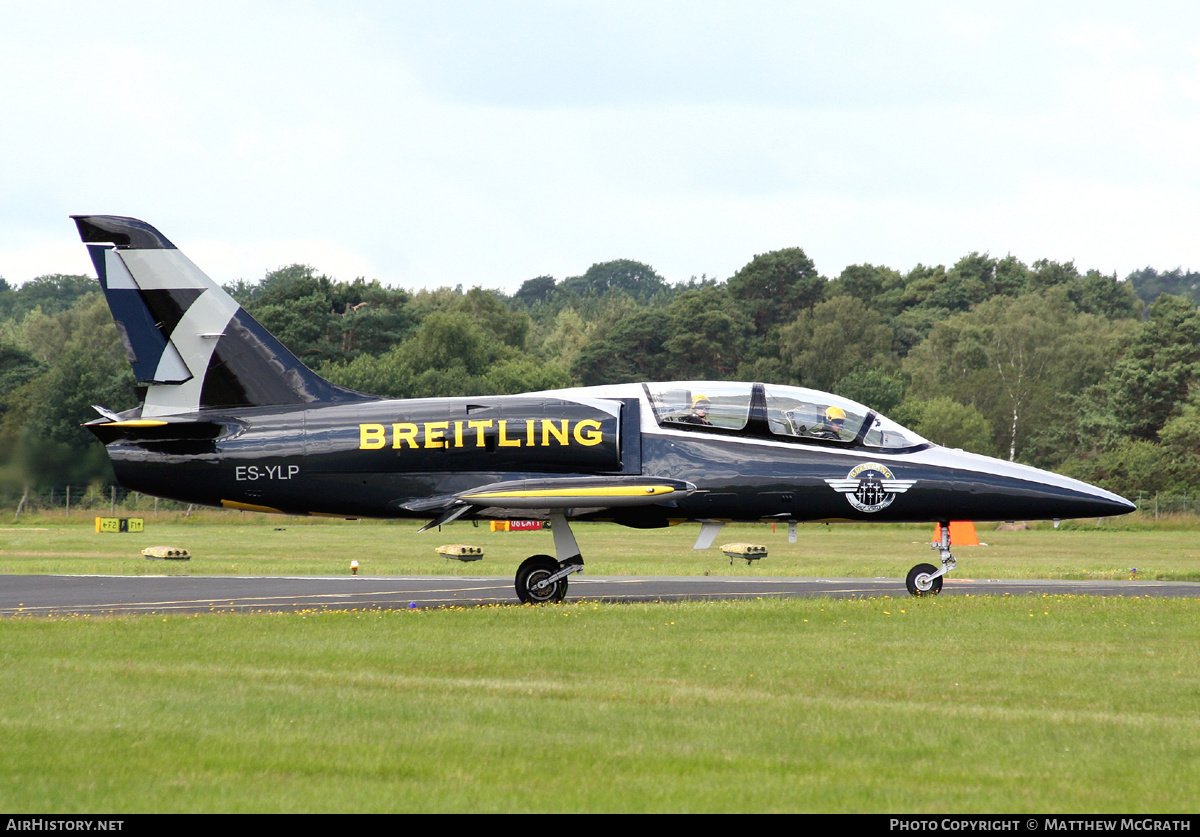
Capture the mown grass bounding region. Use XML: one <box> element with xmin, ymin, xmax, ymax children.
<box><xmin>1</xmin><ymin>514</ymin><xmax>1197</xmax><ymax>812</ymax></box>
<box><xmin>2</xmin><ymin>513</ymin><xmax>1199</xmax><ymax>581</ymax></box>
<box><xmin>0</xmin><ymin>595</ymin><xmax>1197</xmax><ymax>813</ymax></box>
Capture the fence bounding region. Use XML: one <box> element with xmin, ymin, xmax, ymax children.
<box><xmin>1133</xmin><ymin>491</ymin><xmax>1195</xmax><ymax>518</ymax></box>
<box><xmin>1</xmin><ymin>486</ymin><xmax>190</xmax><ymax>518</ymax></box>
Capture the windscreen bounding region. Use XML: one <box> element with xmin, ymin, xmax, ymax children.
<box><xmin>763</xmin><ymin>384</ymin><xmax>927</xmax><ymax>449</ymax></box>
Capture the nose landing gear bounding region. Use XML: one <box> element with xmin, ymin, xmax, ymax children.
<box><xmin>906</xmin><ymin>520</ymin><xmax>956</xmax><ymax>596</ymax></box>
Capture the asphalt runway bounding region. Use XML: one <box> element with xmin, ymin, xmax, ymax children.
<box><xmin>1</xmin><ymin>573</ymin><xmax>1197</xmax><ymax>617</ymax></box>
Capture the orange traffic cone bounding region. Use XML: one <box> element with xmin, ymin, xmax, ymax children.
<box><xmin>933</xmin><ymin>521</ymin><xmax>979</xmax><ymax>546</ymax></box>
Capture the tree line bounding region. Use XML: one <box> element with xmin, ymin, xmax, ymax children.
<box><xmin>2</xmin><ymin>250</ymin><xmax>1198</xmax><ymax>500</ymax></box>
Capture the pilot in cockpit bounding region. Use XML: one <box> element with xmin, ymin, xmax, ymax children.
<box><xmin>811</xmin><ymin>406</ymin><xmax>849</xmax><ymax>440</ymax></box>
<box><xmin>677</xmin><ymin>394</ymin><xmax>714</xmax><ymax>426</ymax></box>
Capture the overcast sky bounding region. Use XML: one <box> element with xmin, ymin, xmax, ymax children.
<box><xmin>2</xmin><ymin>1</ymin><xmax>1199</xmax><ymax>292</ymax></box>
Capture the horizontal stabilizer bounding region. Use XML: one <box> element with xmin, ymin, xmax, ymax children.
<box><xmin>83</xmin><ymin>414</ymin><xmax>231</xmax><ymax>445</ymax></box>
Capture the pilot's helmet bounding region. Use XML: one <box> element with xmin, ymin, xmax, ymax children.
<box><xmin>825</xmin><ymin>406</ymin><xmax>847</xmax><ymax>423</ymax></box>
<box><xmin>692</xmin><ymin>394</ymin><xmax>712</xmax><ymax>411</ymax></box>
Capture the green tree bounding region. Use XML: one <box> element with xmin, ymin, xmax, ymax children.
<box><xmin>0</xmin><ymin>341</ymin><xmax>44</xmax><ymax>417</ymax></box>
<box><xmin>559</xmin><ymin>260</ymin><xmax>668</xmax><ymax>303</ymax></box>
<box><xmin>727</xmin><ymin>248</ymin><xmax>824</xmax><ymax>337</ymax></box>
<box><xmin>536</xmin><ymin>308</ymin><xmax>590</xmax><ymax>372</ymax></box>
<box><xmin>240</xmin><ymin>267</ymin><xmax>417</xmax><ymax>364</ymax></box>
<box><xmin>894</xmin><ymin>397</ymin><xmax>996</xmax><ymax>456</ymax></box>
<box><xmin>905</xmin><ymin>290</ymin><xmax>1130</xmax><ymax>461</ymax></box>
<box><xmin>1109</xmin><ymin>294</ymin><xmax>1200</xmax><ymax>441</ymax></box>
<box><xmin>660</xmin><ymin>286</ymin><xmax>753</xmax><ymax>379</ymax></box>
<box><xmin>322</xmin><ymin>308</ymin><xmax>555</xmax><ymax>399</ymax></box>
<box><xmin>571</xmin><ymin>310</ymin><xmax>672</xmax><ymax>386</ymax></box>
<box><xmin>777</xmin><ymin>296</ymin><xmax>895</xmax><ymax>392</ymax></box>
<box><xmin>1065</xmin><ymin>270</ymin><xmax>1141</xmax><ymax>320</ymax></box>
<box><xmin>0</xmin><ymin>295</ymin><xmax>136</xmax><ymax>488</ymax></box>
<box><xmin>826</xmin><ymin>263</ymin><xmax>906</xmax><ymax>316</ymax></box>
<box><xmin>1159</xmin><ymin>389</ymin><xmax>1200</xmax><ymax>490</ymax></box>
<box><xmin>512</xmin><ymin>275</ymin><xmax>557</xmax><ymax>309</ymax></box>
<box><xmin>1126</xmin><ymin>267</ymin><xmax>1200</xmax><ymax>307</ymax></box>
<box><xmin>1065</xmin><ymin>440</ymin><xmax>1172</xmax><ymax>497</ymax></box>
<box><xmin>832</xmin><ymin>368</ymin><xmax>906</xmax><ymax>416</ymax></box>
<box><xmin>332</xmin><ymin>280</ymin><xmax>416</xmax><ymax>358</ymax></box>
<box><xmin>0</xmin><ymin>274</ymin><xmax>95</xmax><ymax>320</ymax></box>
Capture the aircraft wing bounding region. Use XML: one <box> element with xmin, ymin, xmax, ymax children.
<box><xmin>404</xmin><ymin>476</ymin><xmax>696</xmax><ymax>531</ymax></box>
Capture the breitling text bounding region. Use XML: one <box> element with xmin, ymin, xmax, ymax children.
<box><xmin>358</xmin><ymin>419</ymin><xmax>605</xmax><ymax>450</ymax></box>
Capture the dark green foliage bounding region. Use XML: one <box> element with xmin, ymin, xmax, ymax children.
<box><xmin>1064</xmin><ymin>439</ymin><xmax>1174</xmax><ymax>496</ymax></box>
<box><xmin>727</xmin><ymin>248</ymin><xmax>824</xmax><ymax>336</ymax></box>
<box><xmin>1021</xmin><ymin>384</ymin><xmax>1129</xmax><ymax>473</ymax></box>
<box><xmin>0</xmin><ymin>342</ymin><xmax>44</xmax><ymax>418</ymax></box>
<box><xmin>322</xmin><ymin>309</ymin><xmax>569</xmax><ymax>399</ymax></box>
<box><xmin>3</xmin><ymin>239</ymin><xmax>1197</xmax><ymax>495</ymax></box>
<box><xmin>238</xmin><ymin>266</ymin><xmax>417</xmax><ymax>364</ymax></box>
<box><xmin>0</xmin><ymin>274</ymin><xmax>95</xmax><ymax>320</ymax></box>
<box><xmin>1127</xmin><ymin>267</ymin><xmax>1200</xmax><ymax>307</ymax></box>
<box><xmin>1159</xmin><ymin>391</ymin><xmax>1200</xmax><ymax>490</ymax></box>
<box><xmin>512</xmin><ymin>275</ymin><xmax>557</xmax><ymax>309</ymax></box>
<box><xmin>777</xmin><ymin>296</ymin><xmax>896</xmax><ymax>392</ymax></box>
<box><xmin>893</xmin><ymin>397</ymin><xmax>997</xmax><ymax>456</ymax></box>
<box><xmin>571</xmin><ymin>310</ymin><xmax>672</xmax><ymax>386</ymax></box>
<box><xmin>904</xmin><ymin>290</ymin><xmax>1133</xmax><ymax>462</ymax></box>
<box><xmin>1067</xmin><ymin>270</ymin><xmax>1142</xmax><ymax>319</ymax></box>
<box><xmin>827</xmin><ymin>263</ymin><xmax>906</xmax><ymax>316</ymax></box>
<box><xmin>0</xmin><ymin>296</ymin><xmax>136</xmax><ymax>489</ymax></box>
<box><xmin>558</xmin><ymin>259</ymin><xmax>668</xmax><ymax>303</ymax></box>
<box><xmin>1109</xmin><ymin>294</ymin><xmax>1200</xmax><ymax>441</ymax></box>
<box><xmin>832</xmin><ymin>369</ymin><xmax>905</xmax><ymax>416</ymax></box>
<box><xmin>660</xmin><ymin>286</ymin><xmax>753</xmax><ymax>379</ymax></box>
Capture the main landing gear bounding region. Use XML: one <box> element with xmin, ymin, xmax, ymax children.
<box><xmin>514</xmin><ymin>511</ymin><xmax>585</xmax><ymax>604</ymax></box>
<box><xmin>906</xmin><ymin>520</ymin><xmax>956</xmax><ymax>597</ymax></box>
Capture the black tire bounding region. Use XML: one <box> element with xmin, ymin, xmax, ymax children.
<box><xmin>906</xmin><ymin>563</ymin><xmax>943</xmax><ymax>597</ymax></box>
<box><xmin>515</xmin><ymin>554</ymin><xmax>567</xmax><ymax>604</ymax></box>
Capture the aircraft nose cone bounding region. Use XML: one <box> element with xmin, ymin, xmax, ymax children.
<box><xmin>911</xmin><ymin>447</ymin><xmax>1139</xmax><ymax>522</ymax></box>
<box><xmin>1022</xmin><ymin>482</ymin><xmax>1137</xmax><ymax>521</ymax></box>
<box><xmin>1095</xmin><ymin>492</ymin><xmax>1137</xmax><ymax>517</ymax></box>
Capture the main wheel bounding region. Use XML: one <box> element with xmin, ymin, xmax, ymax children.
<box><xmin>906</xmin><ymin>563</ymin><xmax>943</xmax><ymax>597</ymax></box>
<box><xmin>515</xmin><ymin>554</ymin><xmax>568</xmax><ymax>604</ymax></box>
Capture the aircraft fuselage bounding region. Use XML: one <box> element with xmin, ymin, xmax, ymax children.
<box><xmin>97</xmin><ymin>385</ymin><xmax>1134</xmax><ymax>527</ymax></box>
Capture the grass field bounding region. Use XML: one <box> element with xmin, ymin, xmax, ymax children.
<box><xmin>2</xmin><ymin>511</ymin><xmax>1200</xmax><ymax>581</ymax></box>
<box><xmin>1</xmin><ymin>596</ymin><xmax>1198</xmax><ymax>813</ymax></box>
<box><xmin>1</xmin><ymin>513</ymin><xmax>1198</xmax><ymax>813</ymax></box>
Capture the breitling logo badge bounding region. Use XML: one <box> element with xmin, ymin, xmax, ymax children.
<box><xmin>825</xmin><ymin>462</ymin><xmax>916</xmax><ymax>513</ymax></box>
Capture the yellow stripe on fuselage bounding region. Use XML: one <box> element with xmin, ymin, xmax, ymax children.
<box><xmin>467</xmin><ymin>486</ymin><xmax>676</xmax><ymax>499</ymax></box>
<box><xmin>100</xmin><ymin>420</ymin><xmax>170</xmax><ymax>427</ymax></box>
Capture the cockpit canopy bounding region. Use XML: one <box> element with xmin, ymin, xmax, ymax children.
<box><xmin>644</xmin><ymin>381</ymin><xmax>929</xmax><ymax>451</ymax></box>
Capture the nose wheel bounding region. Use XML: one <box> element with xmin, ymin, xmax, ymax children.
<box><xmin>905</xmin><ymin>520</ymin><xmax>956</xmax><ymax>597</ymax></box>
<box><xmin>906</xmin><ymin>563</ymin><xmax>943</xmax><ymax>596</ymax></box>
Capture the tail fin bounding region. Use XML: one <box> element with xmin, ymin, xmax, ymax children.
<box><xmin>74</xmin><ymin>215</ymin><xmax>373</xmax><ymax>417</ymax></box>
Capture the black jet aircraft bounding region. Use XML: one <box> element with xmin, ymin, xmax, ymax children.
<box><xmin>74</xmin><ymin>215</ymin><xmax>1136</xmax><ymax>601</ymax></box>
